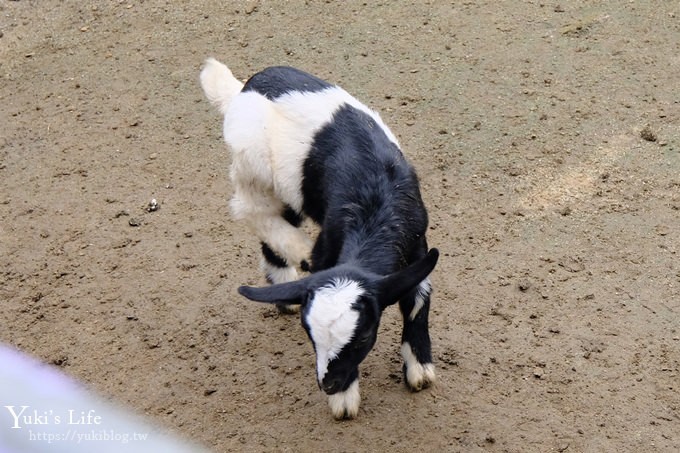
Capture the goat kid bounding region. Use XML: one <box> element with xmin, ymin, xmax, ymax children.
<box><xmin>200</xmin><ymin>58</ymin><xmax>439</xmax><ymax>419</ymax></box>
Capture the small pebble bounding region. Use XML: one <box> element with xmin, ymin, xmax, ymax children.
<box><xmin>128</xmin><ymin>218</ymin><xmax>141</xmax><ymax>227</ymax></box>
<box><xmin>147</xmin><ymin>198</ymin><xmax>159</xmax><ymax>212</ymax></box>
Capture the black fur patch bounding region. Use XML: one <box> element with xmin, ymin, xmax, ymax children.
<box><xmin>282</xmin><ymin>205</ymin><xmax>303</xmax><ymax>227</ymax></box>
<box><xmin>261</xmin><ymin>242</ymin><xmax>288</xmax><ymax>269</ymax></box>
<box><xmin>243</xmin><ymin>66</ymin><xmax>332</xmax><ymax>100</ymax></box>
<box><xmin>301</xmin><ymin>104</ymin><xmax>427</xmax><ymax>274</ymax></box>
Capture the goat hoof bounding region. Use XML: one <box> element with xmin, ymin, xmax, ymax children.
<box><xmin>340</xmin><ymin>409</ymin><xmax>353</xmax><ymax>420</ymax></box>
<box><xmin>328</xmin><ymin>380</ymin><xmax>360</xmax><ymax>420</ymax></box>
<box><xmin>401</xmin><ymin>343</ymin><xmax>436</xmax><ymax>392</ymax></box>
<box><xmin>276</xmin><ymin>303</ymin><xmax>299</xmax><ymax>315</ymax></box>
<box><xmin>403</xmin><ymin>362</ymin><xmax>436</xmax><ymax>392</ymax></box>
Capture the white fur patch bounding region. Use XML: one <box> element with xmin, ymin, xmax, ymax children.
<box><xmin>260</xmin><ymin>257</ymin><xmax>298</xmax><ymax>285</ymax></box>
<box><xmin>401</xmin><ymin>342</ymin><xmax>436</xmax><ymax>391</ymax></box>
<box><xmin>327</xmin><ymin>379</ymin><xmax>361</xmax><ymax>419</ymax></box>
<box><xmin>409</xmin><ymin>277</ymin><xmax>432</xmax><ymax>321</ymax></box>
<box><xmin>305</xmin><ymin>279</ymin><xmax>363</xmax><ymax>382</ymax></box>
<box><xmin>200</xmin><ymin>58</ymin><xmax>244</xmax><ymax>115</ymax></box>
<box><xmin>230</xmin><ymin>183</ymin><xmax>313</xmax><ymax>267</ymax></box>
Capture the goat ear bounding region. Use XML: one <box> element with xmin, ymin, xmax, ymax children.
<box><xmin>377</xmin><ymin>248</ymin><xmax>439</xmax><ymax>308</ymax></box>
<box><xmin>237</xmin><ymin>279</ymin><xmax>308</xmax><ymax>305</ymax></box>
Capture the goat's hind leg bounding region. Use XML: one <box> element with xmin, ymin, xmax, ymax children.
<box><xmin>260</xmin><ymin>242</ymin><xmax>300</xmax><ymax>314</ymax></box>
<box><xmin>398</xmin><ymin>277</ymin><xmax>436</xmax><ymax>391</ymax></box>
<box><xmin>260</xmin><ymin>206</ymin><xmax>309</xmax><ymax>314</ymax></box>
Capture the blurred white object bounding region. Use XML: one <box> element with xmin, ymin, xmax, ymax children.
<box><xmin>0</xmin><ymin>345</ymin><xmax>209</xmax><ymax>453</ymax></box>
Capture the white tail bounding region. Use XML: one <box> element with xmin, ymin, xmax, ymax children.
<box><xmin>200</xmin><ymin>58</ymin><xmax>244</xmax><ymax>115</ymax></box>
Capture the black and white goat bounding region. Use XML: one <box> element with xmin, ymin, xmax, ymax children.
<box><xmin>200</xmin><ymin>58</ymin><xmax>439</xmax><ymax>419</ymax></box>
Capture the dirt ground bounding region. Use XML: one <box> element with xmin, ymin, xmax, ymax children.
<box><xmin>1</xmin><ymin>1</ymin><xmax>679</xmax><ymax>452</ymax></box>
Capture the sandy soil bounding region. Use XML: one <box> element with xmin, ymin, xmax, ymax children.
<box><xmin>2</xmin><ymin>1</ymin><xmax>679</xmax><ymax>451</ymax></box>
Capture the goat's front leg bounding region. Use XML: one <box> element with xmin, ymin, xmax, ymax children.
<box><xmin>398</xmin><ymin>277</ymin><xmax>436</xmax><ymax>391</ymax></box>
